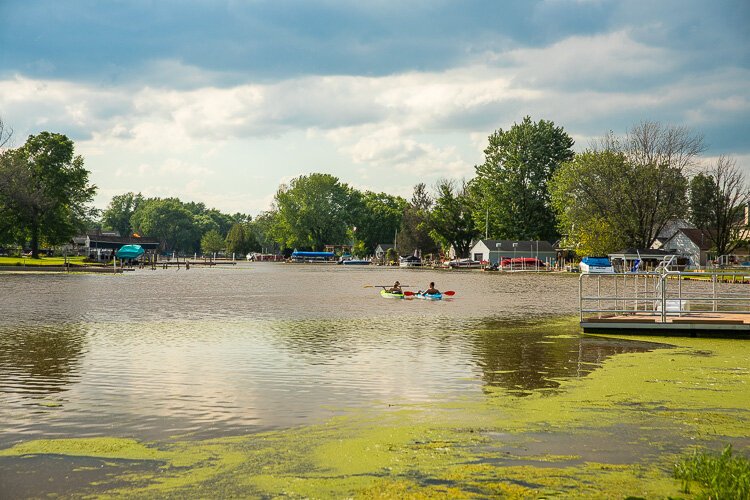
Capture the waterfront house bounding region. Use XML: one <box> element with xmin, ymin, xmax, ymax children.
<box><xmin>73</xmin><ymin>232</ymin><xmax>160</xmax><ymax>261</ymax></box>
<box><xmin>374</xmin><ymin>243</ymin><xmax>394</xmax><ymax>260</ymax></box>
<box><xmin>660</xmin><ymin>228</ymin><xmax>714</xmax><ymax>268</ymax></box>
<box><xmin>468</xmin><ymin>239</ymin><xmax>556</xmax><ymax>266</ymax></box>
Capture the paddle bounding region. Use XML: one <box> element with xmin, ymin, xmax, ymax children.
<box><xmin>406</xmin><ymin>290</ymin><xmax>455</xmax><ymax>297</ymax></box>
<box><xmin>363</xmin><ymin>285</ymin><xmax>411</xmax><ymax>288</ymax></box>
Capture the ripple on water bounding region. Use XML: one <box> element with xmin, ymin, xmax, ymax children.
<box><xmin>0</xmin><ymin>265</ymin><xmax>667</xmax><ymax>446</ymax></box>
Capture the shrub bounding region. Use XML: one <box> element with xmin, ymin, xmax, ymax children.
<box><xmin>674</xmin><ymin>444</ymin><xmax>750</xmax><ymax>499</ymax></box>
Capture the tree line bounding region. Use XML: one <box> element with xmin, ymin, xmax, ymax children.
<box><xmin>1</xmin><ymin>116</ymin><xmax>747</xmax><ymax>259</ymax></box>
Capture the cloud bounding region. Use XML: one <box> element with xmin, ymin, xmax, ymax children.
<box><xmin>2</xmin><ymin>6</ymin><xmax>748</xmax><ymax>215</ymax></box>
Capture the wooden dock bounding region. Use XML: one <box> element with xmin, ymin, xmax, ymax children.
<box><xmin>579</xmin><ymin>270</ymin><xmax>750</xmax><ymax>338</ymax></box>
<box><xmin>581</xmin><ymin>313</ymin><xmax>750</xmax><ymax>337</ymax></box>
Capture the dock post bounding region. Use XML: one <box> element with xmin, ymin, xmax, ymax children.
<box><xmin>713</xmin><ymin>274</ymin><xmax>717</xmax><ymax>312</ymax></box>
<box><xmin>578</xmin><ymin>274</ymin><xmax>583</xmax><ymax>322</ymax></box>
<box><xmin>660</xmin><ymin>274</ymin><xmax>666</xmax><ymax>323</ymax></box>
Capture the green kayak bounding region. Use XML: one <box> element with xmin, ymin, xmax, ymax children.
<box><xmin>380</xmin><ymin>289</ymin><xmax>404</xmax><ymax>299</ymax></box>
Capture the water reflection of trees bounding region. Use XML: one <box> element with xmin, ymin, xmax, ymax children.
<box><xmin>469</xmin><ymin>320</ymin><xmax>668</xmax><ymax>395</ymax></box>
<box><xmin>0</xmin><ymin>324</ymin><xmax>86</xmax><ymax>395</ymax></box>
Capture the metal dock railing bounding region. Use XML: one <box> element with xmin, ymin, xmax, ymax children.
<box><xmin>579</xmin><ymin>270</ymin><xmax>750</xmax><ymax>336</ymax></box>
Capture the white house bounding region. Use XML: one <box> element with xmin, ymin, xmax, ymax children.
<box><xmin>374</xmin><ymin>243</ymin><xmax>394</xmax><ymax>259</ymax></box>
<box><xmin>468</xmin><ymin>239</ymin><xmax>557</xmax><ymax>265</ymax></box>
<box><xmin>660</xmin><ymin>228</ymin><xmax>714</xmax><ymax>268</ymax></box>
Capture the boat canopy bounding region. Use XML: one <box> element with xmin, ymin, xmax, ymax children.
<box><xmin>581</xmin><ymin>256</ymin><xmax>612</xmax><ymax>267</ymax></box>
<box><xmin>291</xmin><ymin>251</ymin><xmax>335</xmax><ymax>258</ymax></box>
<box><xmin>115</xmin><ymin>244</ymin><xmax>145</xmax><ymax>259</ymax></box>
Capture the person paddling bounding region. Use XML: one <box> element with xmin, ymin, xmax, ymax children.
<box><xmin>422</xmin><ymin>282</ymin><xmax>440</xmax><ymax>295</ymax></box>
<box><xmin>388</xmin><ymin>281</ymin><xmax>402</xmax><ymax>293</ymax></box>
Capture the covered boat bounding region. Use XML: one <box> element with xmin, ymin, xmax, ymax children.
<box><xmin>579</xmin><ymin>256</ymin><xmax>615</xmax><ymax>274</ymax></box>
<box><xmin>290</xmin><ymin>251</ymin><xmax>336</xmax><ymax>263</ymax></box>
<box><xmin>115</xmin><ymin>244</ymin><xmax>145</xmax><ymax>259</ymax></box>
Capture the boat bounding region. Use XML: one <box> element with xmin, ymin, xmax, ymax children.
<box><xmin>500</xmin><ymin>257</ymin><xmax>547</xmax><ymax>270</ymax></box>
<box><xmin>380</xmin><ymin>289</ymin><xmax>404</xmax><ymax>299</ymax></box>
<box><xmin>338</xmin><ymin>255</ymin><xmax>371</xmax><ymax>265</ymax></box>
<box><xmin>415</xmin><ymin>291</ymin><xmax>442</xmax><ymax>300</ymax></box>
<box><xmin>447</xmin><ymin>258</ymin><xmax>482</xmax><ymax>269</ymax></box>
<box><xmin>399</xmin><ymin>255</ymin><xmax>422</xmax><ymax>267</ymax></box>
<box><xmin>579</xmin><ymin>256</ymin><xmax>615</xmax><ymax>274</ymax></box>
<box><xmin>289</xmin><ymin>251</ymin><xmax>337</xmax><ymax>263</ymax></box>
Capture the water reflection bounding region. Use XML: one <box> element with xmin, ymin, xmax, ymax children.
<box><xmin>0</xmin><ymin>265</ymin><xmax>670</xmax><ymax>447</ymax></box>
<box><xmin>469</xmin><ymin>320</ymin><xmax>670</xmax><ymax>395</ymax></box>
<box><xmin>0</xmin><ymin>324</ymin><xmax>85</xmax><ymax>395</ymax></box>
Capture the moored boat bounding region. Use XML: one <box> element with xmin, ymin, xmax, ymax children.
<box><xmin>579</xmin><ymin>256</ymin><xmax>615</xmax><ymax>274</ymax></box>
<box><xmin>447</xmin><ymin>258</ymin><xmax>482</xmax><ymax>269</ymax></box>
<box><xmin>399</xmin><ymin>255</ymin><xmax>422</xmax><ymax>268</ymax></box>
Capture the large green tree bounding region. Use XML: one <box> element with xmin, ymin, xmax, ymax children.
<box><xmin>551</xmin><ymin>149</ymin><xmax>688</xmax><ymax>254</ymax></box>
<box><xmin>225</xmin><ymin>222</ymin><xmax>259</xmax><ymax>255</ymax></box>
<box><xmin>102</xmin><ymin>192</ymin><xmax>143</xmax><ymax>236</ymax></box>
<box><xmin>396</xmin><ymin>183</ymin><xmax>439</xmax><ymax>256</ymax></box>
<box><xmin>429</xmin><ymin>180</ymin><xmax>478</xmax><ymax>258</ymax></box>
<box><xmin>130</xmin><ymin>198</ymin><xmax>199</xmax><ymax>252</ymax></box>
<box><xmin>689</xmin><ymin>156</ymin><xmax>749</xmax><ymax>256</ymax></box>
<box><xmin>273</xmin><ymin>173</ymin><xmax>355</xmax><ymax>250</ymax></box>
<box><xmin>250</xmin><ymin>211</ymin><xmax>280</xmax><ymax>254</ymax></box>
<box><xmin>0</xmin><ymin>132</ymin><xmax>96</xmax><ymax>257</ymax></box>
<box><xmin>473</xmin><ymin>117</ymin><xmax>574</xmax><ymax>241</ymax></box>
<box><xmin>350</xmin><ymin>191</ymin><xmax>407</xmax><ymax>254</ymax></box>
<box><xmin>200</xmin><ymin>229</ymin><xmax>225</xmax><ymax>255</ymax></box>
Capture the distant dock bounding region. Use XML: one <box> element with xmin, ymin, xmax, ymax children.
<box><xmin>579</xmin><ymin>270</ymin><xmax>750</xmax><ymax>338</ymax></box>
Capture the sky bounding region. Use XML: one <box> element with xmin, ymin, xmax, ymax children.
<box><xmin>1</xmin><ymin>0</ymin><xmax>748</xmax><ymax>216</ymax></box>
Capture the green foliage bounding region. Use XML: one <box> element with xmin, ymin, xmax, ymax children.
<box><xmin>473</xmin><ymin>116</ymin><xmax>574</xmax><ymax>241</ymax></box>
<box><xmin>0</xmin><ymin>132</ymin><xmax>96</xmax><ymax>257</ymax></box>
<box><xmin>273</xmin><ymin>173</ymin><xmax>355</xmax><ymax>250</ymax></box>
<box><xmin>225</xmin><ymin>222</ymin><xmax>259</xmax><ymax>255</ymax></box>
<box><xmin>550</xmin><ymin>149</ymin><xmax>688</xmax><ymax>253</ymax></box>
<box><xmin>397</xmin><ymin>183</ymin><xmax>438</xmax><ymax>256</ymax></box>
<box><xmin>689</xmin><ymin>173</ymin><xmax>715</xmax><ymax>230</ymax></box>
<box><xmin>350</xmin><ymin>191</ymin><xmax>407</xmax><ymax>254</ymax></box>
<box><xmin>385</xmin><ymin>247</ymin><xmax>398</xmax><ymax>264</ymax></box>
<box><xmin>250</xmin><ymin>211</ymin><xmax>280</xmax><ymax>253</ymax></box>
<box><xmin>429</xmin><ymin>180</ymin><xmax>478</xmax><ymax>258</ymax></box>
<box><xmin>200</xmin><ymin>229</ymin><xmax>225</xmax><ymax>255</ymax></box>
<box><xmin>130</xmin><ymin>198</ymin><xmax>199</xmax><ymax>252</ymax></box>
<box><xmin>102</xmin><ymin>192</ymin><xmax>143</xmax><ymax>236</ymax></box>
<box><xmin>688</xmin><ymin>156</ymin><xmax>749</xmax><ymax>256</ymax></box>
<box><xmin>674</xmin><ymin>444</ymin><xmax>750</xmax><ymax>499</ymax></box>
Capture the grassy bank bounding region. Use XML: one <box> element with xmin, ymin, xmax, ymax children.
<box><xmin>0</xmin><ymin>256</ymin><xmax>90</xmax><ymax>267</ymax></box>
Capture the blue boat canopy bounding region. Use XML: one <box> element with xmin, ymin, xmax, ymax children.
<box><xmin>291</xmin><ymin>251</ymin><xmax>335</xmax><ymax>258</ymax></box>
<box><xmin>581</xmin><ymin>256</ymin><xmax>612</xmax><ymax>267</ymax></box>
<box><xmin>116</xmin><ymin>244</ymin><xmax>145</xmax><ymax>259</ymax></box>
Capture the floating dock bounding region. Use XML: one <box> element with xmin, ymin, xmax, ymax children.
<box><xmin>579</xmin><ymin>270</ymin><xmax>750</xmax><ymax>338</ymax></box>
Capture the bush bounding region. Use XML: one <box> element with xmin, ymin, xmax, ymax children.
<box><xmin>674</xmin><ymin>444</ymin><xmax>750</xmax><ymax>499</ymax></box>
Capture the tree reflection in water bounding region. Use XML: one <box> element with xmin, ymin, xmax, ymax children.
<box><xmin>469</xmin><ymin>319</ymin><xmax>671</xmax><ymax>396</ymax></box>
<box><xmin>0</xmin><ymin>324</ymin><xmax>86</xmax><ymax>396</ymax></box>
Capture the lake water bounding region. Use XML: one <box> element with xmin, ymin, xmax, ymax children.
<box><xmin>0</xmin><ymin>264</ymin><xmax>665</xmax><ymax>449</ymax></box>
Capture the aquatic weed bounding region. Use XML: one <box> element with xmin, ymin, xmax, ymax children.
<box><xmin>674</xmin><ymin>444</ymin><xmax>750</xmax><ymax>499</ymax></box>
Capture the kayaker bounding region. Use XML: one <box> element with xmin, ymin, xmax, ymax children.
<box><xmin>423</xmin><ymin>282</ymin><xmax>440</xmax><ymax>295</ymax></box>
<box><xmin>388</xmin><ymin>281</ymin><xmax>402</xmax><ymax>293</ymax></box>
